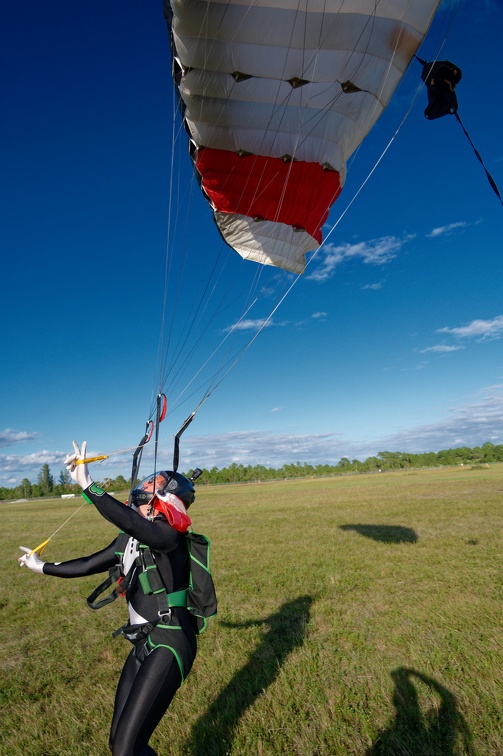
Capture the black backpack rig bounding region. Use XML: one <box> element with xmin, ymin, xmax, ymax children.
<box><xmin>87</xmin><ymin>528</ymin><xmax>217</xmax><ymax>639</ymax></box>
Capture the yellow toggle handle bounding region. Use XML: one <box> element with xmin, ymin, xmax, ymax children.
<box><xmin>75</xmin><ymin>455</ymin><xmax>109</xmax><ymax>465</ymax></box>
<box><xmin>29</xmin><ymin>538</ymin><xmax>51</xmax><ymax>557</ymax></box>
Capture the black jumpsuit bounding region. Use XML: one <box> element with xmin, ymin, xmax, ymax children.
<box><xmin>43</xmin><ymin>484</ymin><xmax>197</xmax><ymax>756</ymax></box>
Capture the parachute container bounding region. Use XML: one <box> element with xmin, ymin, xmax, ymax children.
<box><xmin>164</xmin><ymin>0</ymin><xmax>441</xmax><ymax>274</ymax></box>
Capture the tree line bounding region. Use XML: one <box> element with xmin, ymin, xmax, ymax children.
<box><xmin>1</xmin><ymin>442</ymin><xmax>502</xmax><ymax>501</ymax></box>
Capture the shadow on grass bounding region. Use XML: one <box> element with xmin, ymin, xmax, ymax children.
<box><xmin>339</xmin><ymin>524</ymin><xmax>418</xmax><ymax>543</ymax></box>
<box><xmin>367</xmin><ymin>667</ymin><xmax>474</xmax><ymax>755</ymax></box>
<box><xmin>184</xmin><ymin>595</ymin><xmax>313</xmax><ymax>755</ymax></box>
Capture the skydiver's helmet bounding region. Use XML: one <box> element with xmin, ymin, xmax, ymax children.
<box><xmin>130</xmin><ymin>471</ymin><xmax>195</xmax><ymax>510</ymax></box>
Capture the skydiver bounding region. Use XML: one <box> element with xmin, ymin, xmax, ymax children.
<box><xmin>18</xmin><ymin>441</ymin><xmax>198</xmax><ymax>756</ymax></box>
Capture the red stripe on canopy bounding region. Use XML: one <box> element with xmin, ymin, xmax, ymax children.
<box><xmin>195</xmin><ymin>148</ymin><xmax>341</xmax><ymax>243</ymax></box>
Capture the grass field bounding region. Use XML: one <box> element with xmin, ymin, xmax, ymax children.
<box><xmin>1</xmin><ymin>465</ymin><xmax>502</xmax><ymax>755</ymax></box>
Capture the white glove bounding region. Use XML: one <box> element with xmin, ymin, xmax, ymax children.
<box><xmin>64</xmin><ymin>440</ymin><xmax>93</xmax><ymax>489</ymax></box>
<box><xmin>18</xmin><ymin>546</ymin><xmax>45</xmax><ymax>574</ymax></box>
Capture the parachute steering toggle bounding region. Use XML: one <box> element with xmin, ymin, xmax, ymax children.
<box><xmin>75</xmin><ymin>455</ymin><xmax>109</xmax><ymax>466</ymax></box>
<box><xmin>29</xmin><ymin>538</ymin><xmax>51</xmax><ymax>558</ymax></box>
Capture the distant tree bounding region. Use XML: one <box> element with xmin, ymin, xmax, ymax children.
<box><xmin>20</xmin><ymin>478</ymin><xmax>32</xmax><ymax>498</ymax></box>
<box><xmin>59</xmin><ymin>469</ymin><xmax>72</xmax><ymax>487</ymax></box>
<box><xmin>37</xmin><ymin>464</ymin><xmax>54</xmax><ymax>495</ymax></box>
<box><xmin>337</xmin><ymin>457</ymin><xmax>352</xmax><ymax>470</ymax></box>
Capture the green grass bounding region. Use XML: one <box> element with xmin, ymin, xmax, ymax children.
<box><xmin>2</xmin><ymin>465</ymin><xmax>502</xmax><ymax>754</ymax></box>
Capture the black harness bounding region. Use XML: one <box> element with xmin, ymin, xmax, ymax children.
<box><xmin>87</xmin><ymin>532</ymin><xmax>186</xmax><ymax>639</ymax></box>
<box><xmin>87</xmin><ymin>529</ymin><xmax>217</xmax><ymax>641</ymax></box>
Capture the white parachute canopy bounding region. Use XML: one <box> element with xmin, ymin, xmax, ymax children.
<box><xmin>164</xmin><ymin>0</ymin><xmax>441</xmax><ymax>273</ymax></box>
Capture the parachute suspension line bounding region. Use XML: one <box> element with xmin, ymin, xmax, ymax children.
<box><xmin>166</xmin><ymin>273</ymin><xmax>284</xmax><ymax>411</ymax></box>
<box><xmin>293</xmin><ymin>3</ymin><xmax>402</xmax><ymax>159</ymax></box>
<box><xmin>222</xmin><ymin>0</ymin><xmax>386</xmax><ymax>222</ymax></box>
<box><xmin>156</xmin><ymin>238</ymin><xmax>236</xmax><ymax>405</ymax></box>
<box><xmin>149</xmin><ymin>88</ymin><xmax>195</xmax><ymax>423</ymax></box>
<box><xmin>161</xmin><ymin>146</ymin><xmax>204</xmax><ymax>386</ymax></box>
<box><xmin>151</xmin><ymin>87</ymin><xmax>230</xmax><ymax>419</ymax></box>
<box><xmin>152</xmin><ymin>393</ymin><xmax>167</xmax><ymax>475</ymax></box>
<box><xmin>167</xmin><ymin>254</ymin><xmax>269</xmax><ymax>386</ymax></box>
<box><xmin>147</xmin><ymin>0</ymin><xmax>452</xmax><ymax>453</ymax></box>
<box><xmin>190</xmin><ymin>2</ymin><xmax>306</xmax><ymax>224</ymax></box>
<box><xmin>154</xmin><ymin>82</ymin><xmax>181</xmax><ymax>414</ymax></box>
<box><xmin>155</xmin><ymin>4</ymin><xmax>396</xmax><ymax>419</ymax></box>
<box><xmin>157</xmin><ymin>15</ymin><xmax>274</xmax><ymax>411</ymax></box>
<box><xmin>423</xmin><ymin>0</ymin><xmax>463</xmax><ymax>60</ymax></box>
<box><xmin>28</xmin><ymin>498</ymin><xmax>89</xmax><ymax>557</ymax></box>
<box><xmin>454</xmin><ymin>114</ymin><xmax>502</xmax><ymax>207</ymax></box>
<box><xmin>157</xmin><ymin>177</ymin><xmax>200</xmax><ymax>396</ymax></box>
<box><xmin>316</xmin><ymin>75</ymin><xmax>429</xmax><ymax>254</ymax></box>
<box><xmin>153</xmin><ymin>6</ymin><xmax>301</xmax><ymax>415</ymax></box>
<box><xmin>190</xmin><ymin>271</ymin><xmax>303</xmax><ymax>413</ymax></box>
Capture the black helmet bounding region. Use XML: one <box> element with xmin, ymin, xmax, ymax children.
<box><xmin>130</xmin><ymin>471</ymin><xmax>195</xmax><ymax>509</ymax></box>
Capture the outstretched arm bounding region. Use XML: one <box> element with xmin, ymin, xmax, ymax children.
<box><xmin>19</xmin><ymin>540</ymin><xmax>118</xmax><ymax>577</ymax></box>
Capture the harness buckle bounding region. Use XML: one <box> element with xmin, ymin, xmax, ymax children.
<box><xmin>158</xmin><ymin>609</ymin><xmax>172</xmax><ymax>623</ymax></box>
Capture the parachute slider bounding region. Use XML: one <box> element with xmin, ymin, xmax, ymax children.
<box><xmin>418</xmin><ymin>59</ymin><xmax>461</xmax><ymax>120</ymax></box>
<box><xmin>75</xmin><ymin>455</ymin><xmax>109</xmax><ymax>466</ymax></box>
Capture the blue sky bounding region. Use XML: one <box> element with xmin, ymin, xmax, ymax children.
<box><xmin>2</xmin><ymin>0</ymin><xmax>503</xmax><ymax>487</ymax></box>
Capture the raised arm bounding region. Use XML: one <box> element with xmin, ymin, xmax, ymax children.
<box><xmin>82</xmin><ymin>483</ymin><xmax>180</xmax><ymax>552</ymax></box>
<box><xmin>64</xmin><ymin>441</ymin><xmax>180</xmax><ymax>552</ymax></box>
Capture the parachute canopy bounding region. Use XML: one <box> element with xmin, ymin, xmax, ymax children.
<box><xmin>164</xmin><ymin>0</ymin><xmax>441</xmax><ymax>274</ymax></box>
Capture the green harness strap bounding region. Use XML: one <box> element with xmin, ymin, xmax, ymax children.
<box><xmin>137</xmin><ymin>544</ymin><xmax>187</xmax><ymax>616</ymax></box>
<box><xmin>87</xmin><ymin>533</ymin><xmax>188</xmax><ymax>615</ymax></box>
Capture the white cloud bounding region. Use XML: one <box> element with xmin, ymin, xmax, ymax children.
<box><xmin>180</xmin><ymin>430</ymin><xmax>344</xmax><ymax>469</ymax></box>
<box><xmin>308</xmin><ymin>234</ymin><xmax>413</xmax><ymax>283</ymax></box>
<box><xmin>3</xmin><ymin>387</ymin><xmax>503</xmax><ymax>485</ymax></box>
<box><xmin>223</xmin><ymin>318</ymin><xmax>273</xmax><ymax>333</ymax></box>
<box><xmin>0</xmin><ymin>449</ymin><xmax>67</xmax><ymax>477</ymax></box>
<box><xmin>178</xmin><ymin>385</ymin><xmax>503</xmax><ymax>467</ymax></box>
<box><xmin>311</xmin><ymin>312</ymin><xmax>327</xmax><ymax>319</ymax></box>
<box><xmin>427</xmin><ymin>221</ymin><xmax>469</xmax><ymax>238</ymax></box>
<box><xmin>374</xmin><ymin>385</ymin><xmax>503</xmax><ymax>453</ymax></box>
<box><xmin>362</xmin><ymin>283</ymin><xmax>382</xmax><ymax>290</ymax></box>
<box><xmin>0</xmin><ymin>445</ymin><xmax>124</xmax><ymax>487</ymax></box>
<box><xmin>418</xmin><ymin>344</ymin><xmax>464</xmax><ymax>354</ymax></box>
<box><xmin>270</xmin><ymin>407</ymin><xmax>282</xmax><ymax>413</ymax></box>
<box><xmin>438</xmin><ymin>315</ymin><xmax>503</xmax><ymax>341</ymax></box>
<box><xmin>0</xmin><ymin>429</ymin><xmax>39</xmax><ymax>448</ymax></box>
